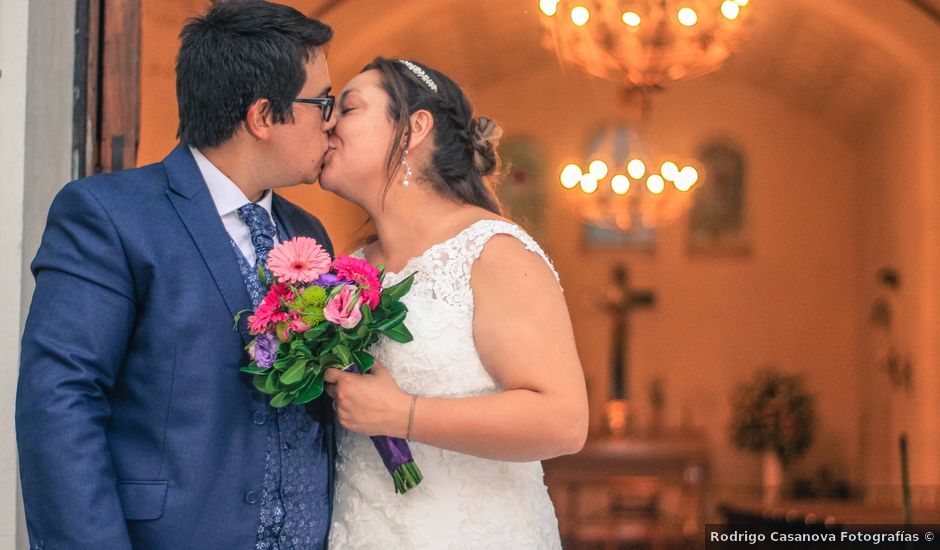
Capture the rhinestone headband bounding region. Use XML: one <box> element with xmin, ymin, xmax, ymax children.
<box><xmin>397</xmin><ymin>60</ymin><xmax>438</xmax><ymax>93</ymax></box>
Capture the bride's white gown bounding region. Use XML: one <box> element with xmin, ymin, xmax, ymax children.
<box><xmin>328</xmin><ymin>220</ymin><xmax>563</xmax><ymax>549</ymax></box>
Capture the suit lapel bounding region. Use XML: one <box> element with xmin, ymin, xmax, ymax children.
<box><xmin>163</xmin><ymin>144</ymin><xmax>253</xmax><ymax>344</ymax></box>
<box><xmin>272</xmin><ymin>193</ymin><xmax>297</xmax><ymax>241</ymax></box>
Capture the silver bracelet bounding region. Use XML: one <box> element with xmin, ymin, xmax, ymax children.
<box><xmin>406</xmin><ymin>395</ymin><xmax>417</xmax><ymax>440</ymax></box>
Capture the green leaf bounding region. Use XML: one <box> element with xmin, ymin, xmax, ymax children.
<box><xmin>294</xmin><ymin>374</ymin><xmax>325</xmax><ymax>404</ymax></box>
<box><xmin>374</xmin><ymin>307</ymin><xmax>407</xmax><ymax>331</ymax></box>
<box><xmin>281</xmin><ymin>359</ymin><xmax>307</xmax><ymax>386</ymax></box>
<box><xmin>319</xmin><ymin>349</ymin><xmax>337</xmax><ymax>365</ymax></box>
<box><xmin>273</xmin><ymin>357</ymin><xmax>291</xmax><ymax>371</ymax></box>
<box><xmin>352</xmin><ymin>351</ymin><xmax>374</xmax><ymax>373</ymax></box>
<box><xmin>253</xmin><ymin>374</ymin><xmax>274</xmax><ymax>394</ymax></box>
<box><xmin>382</xmin><ymin>272</ymin><xmax>415</xmax><ymax>302</ymax></box>
<box><xmin>241</xmin><ymin>365</ymin><xmax>269</xmax><ymax>375</ymax></box>
<box><xmin>304</xmin><ymin>322</ymin><xmax>330</xmax><ymax>339</ymax></box>
<box><xmin>270</xmin><ymin>392</ymin><xmax>292</xmax><ymax>408</ymax></box>
<box><xmin>334</xmin><ymin>344</ymin><xmax>352</xmax><ymax>366</ymax></box>
<box><xmin>326</xmin><ymin>332</ymin><xmax>341</xmax><ymax>350</ymax></box>
<box><xmin>263</xmin><ymin>373</ymin><xmax>278</xmax><ymax>394</ymax></box>
<box><xmin>382</xmin><ymin>323</ymin><xmax>414</xmax><ymax>343</ymax></box>
<box><xmin>308</xmin><ymin>358</ymin><xmax>324</xmax><ymax>377</ymax></box>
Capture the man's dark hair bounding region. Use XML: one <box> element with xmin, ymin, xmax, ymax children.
<box><xmin>176</xmin><ymin>0</ymin><xmax>332</xmax><ymax>149</ymax></box>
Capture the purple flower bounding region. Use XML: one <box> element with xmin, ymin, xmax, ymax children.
<box><xmin>313</xmin><ymin>273</ymin><xmax>341</xmax><ymax>287</ymax></box>
<box><xmin>254</xmin><ymin>334</ymin><xmax>278</xmax><ymax>369</ymax></box>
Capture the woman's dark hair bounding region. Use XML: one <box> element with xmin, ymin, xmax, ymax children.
<box><xmin>176</xmin><ymin>0</ymin><xmax>333</xmax><ymax>149</ymax></box>
<box><xmin>363</xmin><ymin>57</ymin><xmax>503</xmax><ymax>215</ymax></box>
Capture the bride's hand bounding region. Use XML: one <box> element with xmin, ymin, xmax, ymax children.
<box><xmin>324</xmin><ymin>361</ymin><xmax>411</xmax><ymax>438</ymax></box>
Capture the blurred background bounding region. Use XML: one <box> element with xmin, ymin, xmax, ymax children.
<box><xmin>4</xmin><ymin>0</ymin><xmax>939</xmax><ymax>547</ymax></box>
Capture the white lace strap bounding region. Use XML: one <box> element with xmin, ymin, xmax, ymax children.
<box><xmin>463</xmin><ymin>220</ymin><xmax>561</xmax><ymax>285</ymax></box>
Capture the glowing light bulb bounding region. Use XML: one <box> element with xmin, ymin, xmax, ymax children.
<box><xmin>588</xmin><ymin>159</ymin><xmax>609</xmax><ymax>180</ymax></box>
<box><xmin>734</xmin><ymin>0</ymin><xmax>749</xmax><ymax>6</ymax></box>
<box><xmin>622</xmin><ymin>11</ymin><xmax>641</xmax><ymax>27</ymax></box>
<box><xmin>560</xmin><ymin>163</ymin><xmax>582</xmax><ymax>189</ymax></box>
<box><xmin>677</xmin><ymin>7</ymin><xmax>698</xmax><ymax>26</ymax></box>
<box><xmin>721</xmin><ymin>0</ymin><xmax>740</xmax><ymax>20</ymax></box>
<box><xmin>571</xmin><ymin>6</ymin><xmax>590</xmax><ymax>26</ymax></box>
<box><xmin>539</xmin><ymin>0</ymin><xmax>559</xmax><ymax>16</ymax></box>
<box><xmin>675</xmin><ymin>166</ymin><xmax>699</xmax><ymax>191</ymax></box>
<box><xmin>647</xmin><ymin>174</ymin><xmax>666</xmax><ymax>194</ymax></box>
<box><xmin>580</xmin><ymin>173</ymin><xmax>599</xmax><ymax>193</ymax></box>
<box><xmin>611</xmin><ymin>175</ymin><xmax>630</xmax><ymax>195</ymax></box>
<box><xmin>627</xmin><ymin>158</ymin><xmax>646</xmax><ymax>179</ymax></box>
<box><xmin>661</xmin><ymin>161</ymin><xmax>679</xmax><ymax>181</ymax></box>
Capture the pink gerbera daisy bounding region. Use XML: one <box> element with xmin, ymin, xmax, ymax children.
<box><xmin>332</xmin><ymin>255</ymin><xmax>382</xmax><ymax>309</ymax></box>
<box><xmin>267</xmin><ymin>237</ymin><xmax>331</xmax><ymax>284</ymax></box>
<box><xmin>247</xmin><ymin>283</ymin><xmax>295</xmax><ymax>334</ymax></box>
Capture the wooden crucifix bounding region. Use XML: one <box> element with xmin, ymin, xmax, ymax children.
<box><xmin>604</xmin><ymin>264</ymin><xmax>655</xmax><ymax>401</ymax></box>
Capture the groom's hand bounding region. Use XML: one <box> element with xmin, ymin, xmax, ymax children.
<box><xmin>324</xmin><ymin>361</ymin><xmax>411</xmax><ymax>438</ymax></box>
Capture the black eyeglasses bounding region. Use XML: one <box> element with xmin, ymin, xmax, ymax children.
<box><xmin>293</xmin><ymin>94</ymin><xmax>335</xmax><ymax>122</ymax></box>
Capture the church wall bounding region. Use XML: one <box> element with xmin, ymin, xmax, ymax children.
<box><xmin>849</xmin><ymin>16</ymin><xmax>940</xmax><ymax>491</ymax></box>
<box><xmin>465</xmin><ymin>64</ymin><xmax>868</xmax><ymax>495</ymax></box>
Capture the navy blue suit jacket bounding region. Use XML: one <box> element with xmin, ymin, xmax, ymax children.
<box><xmin>16</xmin><ymin>145</ymin><xmax>335</xmax><ymax>550</ymax></box>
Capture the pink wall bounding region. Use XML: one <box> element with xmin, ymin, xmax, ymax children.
<box><xmin>466</xmin><ymin>63</ymin><xmax>868</xmax><ymax>490</ymax></box>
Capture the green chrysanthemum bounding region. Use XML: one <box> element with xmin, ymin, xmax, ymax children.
<box><xmin>302</xmin><ymin>309</ymin><xmax>325</xmax><ymax>327</ymax></box>
<box><xmin>299</xmin><ymin>285</ymin><xmax>327</xmax><ymax>308</ymax></box>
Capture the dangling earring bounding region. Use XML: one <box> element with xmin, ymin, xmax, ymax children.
<box><xmin>401</xmin><ymin>148</ymin><xmax>413</xmax><ymax>187</ymax></box>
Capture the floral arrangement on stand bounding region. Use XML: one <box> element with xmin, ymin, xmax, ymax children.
<box><xmin>729</xmin><ymin>368</ymin><xmax>816</xmax><ymax>466</ymax></box>
<box><xmin>729</xmin><ymin>368</ymin><xmax>816</xmax><ymax>502</ymax></box>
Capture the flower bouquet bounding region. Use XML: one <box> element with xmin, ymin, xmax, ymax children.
<box><xmin>237</xmin><ymin>236</ymin><xmax>422</xmax><ymax>493</ymax></box>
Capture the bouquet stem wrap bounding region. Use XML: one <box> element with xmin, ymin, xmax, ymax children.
<box><xmin>343</xmin><ymin>365</ymin><xmax>423</xmax><ymax>493</ymax></box>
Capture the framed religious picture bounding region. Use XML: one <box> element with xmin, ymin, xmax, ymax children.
<box><xmin>583</xmin><ymin>217</ymin><xmax>656</xmax><ymax>251</ymax></box>
<box><xmin>688</xmin><ymin>139</ymin><xmax>750</xmax><ymax>255</ymax></box>
<box><xmin>497</xmin><ymin>137</ymin><xmax>549</xmax><ymax>242</ymax></box>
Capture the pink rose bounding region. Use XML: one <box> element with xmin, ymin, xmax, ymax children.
<box><xmin>324</xmin><ymin>285</ymin><xmax>363</xmax><ymax>329</ymax></box>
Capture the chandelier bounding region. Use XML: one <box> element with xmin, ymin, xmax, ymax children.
<box><xmin>538</xmin><ymin>1</ymin><xmax>753</xmax><ymax>230</ymax></box>
<box><xmin>537</xmin><ymin>0</ymin><xmax>754</xmax><ymax>90</ymax></box>
<box><xmin>560</xmin><ymin>124</ymin><xmax>700</xmax><ymax>231</ymax></box>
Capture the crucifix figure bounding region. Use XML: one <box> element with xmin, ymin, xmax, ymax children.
<box><xmin>604</xmin><ymin>263</ymin><xmax>656</xmax><ymax>402</ymax></box>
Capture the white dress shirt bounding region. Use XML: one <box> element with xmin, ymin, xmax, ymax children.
<box><xmin>190</xmin><ymin>146</ymin><xmax>279</xmax><ymax>266</ymax></box>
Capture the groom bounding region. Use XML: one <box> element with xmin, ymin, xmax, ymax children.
<box><xmin>17</xmin><ymin>2</ymin><xmax>337</xmax><ymax>548</ymax></box>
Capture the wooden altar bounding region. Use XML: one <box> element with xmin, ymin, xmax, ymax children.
<box><xmin>543</xmin><ymin>430</ymin><xmax>710</xmax><ymax>549</ymax></box>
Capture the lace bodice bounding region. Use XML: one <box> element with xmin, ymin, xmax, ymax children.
<box><xmin>379</xmin><ymin>218</ymin><xmax>560</xmax><ymax>311</ymax></box>
<box><xmin>329</xmin><ymin>219</ymin><xmax>563</xmax><ymax>549</ymax></box>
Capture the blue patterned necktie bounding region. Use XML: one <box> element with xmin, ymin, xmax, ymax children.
<box><xmin>237</xmin><ymin>203</ymin><xmax>276</xmax><ymax>280</ymax></box>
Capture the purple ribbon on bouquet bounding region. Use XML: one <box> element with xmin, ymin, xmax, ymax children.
<box><xmin>342</xmin><ymin>365</ymin><xmax>423</xmax><ymax>493</ymax></box>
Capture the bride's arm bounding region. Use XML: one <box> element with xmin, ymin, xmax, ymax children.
<box><xmin>325</xmin><ymin>234</ymin><xmax>589</xmax><ymax>462</ymax></box>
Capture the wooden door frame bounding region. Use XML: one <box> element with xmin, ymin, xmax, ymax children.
<box><xmin>73</xmin><ymin>0</ymin><xmax>140</xmax><ymax>178</ymax></box>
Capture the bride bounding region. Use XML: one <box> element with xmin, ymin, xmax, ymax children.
<box><xmin>321</xmin><ymin>57</ymin><xmax>588</xmax><ymax>549</ymax></box>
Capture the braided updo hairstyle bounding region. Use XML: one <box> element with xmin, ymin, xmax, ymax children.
<box><xmin>363</xmin><ymin>57</ymin><xmax>503</xmax><ymax>215</ymax></box>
